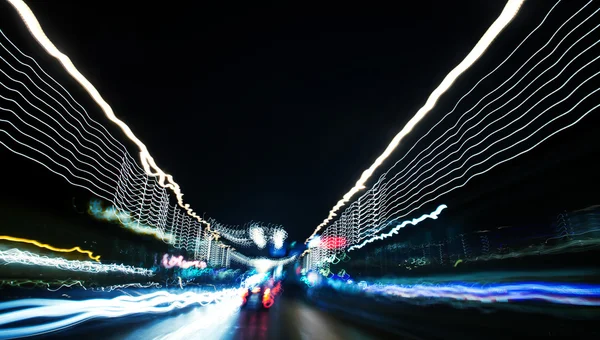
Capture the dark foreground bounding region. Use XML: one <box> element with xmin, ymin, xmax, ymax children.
<box><xmin>33</xmin><ymin>292</ymin><xmax>399</xmax><ymax>340</ymax></box>
<box><xmin>22</xmin><ymin>283</ymin><xmax>599</xmax><ymax>339</ymax></box>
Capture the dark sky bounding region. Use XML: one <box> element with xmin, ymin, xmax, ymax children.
<box><xmin>1</xmin><ymin>0</ymin><xmax>599</xmax><ymax>247</ymax></box>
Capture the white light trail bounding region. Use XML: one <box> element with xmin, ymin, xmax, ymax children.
<box><xmin>0</xmin><ymin>279</ymin><xmax>85</xmax><ymax>291</ymax></box>
<box><xmin>229</xmin><ymin>251</ymin><xmax>297</xmax><ymax>271</ymax></box>
<box><xmin>207</xmin><ymin>219</ymin><xmax>289</xmax><ymax>249</ymax></box>
<box><xmin>375</xmin><ymin>4</ymin><xmax>599</xmax><ymax>221</ymax></box>
<box><xmin>0</xmin><ymin>30</ymin><xmax>127</xmax><ymax>157</ymax></box>
<box><xmin>361</xmin><ymin>15</ymin><xmax>600</xmax><ymax>240</ymax></box>
<box><xmin>89</xmin><ymin>282</ymin><xmax>161</xmax><ymax>292</ymax></box>
<box><xmin>1</xmin><ymin>1</ymin><xmax>273</xmax><ymax>269</ymax></box>
<box><xmin>348</xmin><ymin>204</ymin><xmax>448</xmax><ymax>251</ymax></box>
<box><xmin>0</xmin><ymin>27</ymin><xmax>207</xmax><ymax>250</ymax></box>
<box><xmin>241</xmin><ymin>272</ymin><xmax>269</xmax><ymax>288</ymax></box>
<box><xmin>377</xmin><ymin>49</ymin><xmax>600</xmax><ymax>234</ymax></box>
<box><xmin>0</xmin><ymin>3</ymin><xmax>273</xmax><ymax>264</ymax></box>
<box><xmin>304</xmin><ymin>0</ymin><xmax>600</xmax><ymax>268</ymax></box>
<box><xmin>0</xmin><ymin>62</ymin><xmax>196</xmax><ymax>248</ymax></box>
<box><xmin>0</xmin><ymin>249</ymin><xmax>154</xmax><ymax>276</ymax></box>
<box><xmin>5</xmin><ymin>0</ymin><xmax>208</xmax><ymax>226</ymax></box>
<box><xmin>0</xmin><ymin>288</ymin><xmax>243</xmax><ymax>339</ymax></box>
<box><xmin>306</xmin><ymin>0</ymin><xmax>525</xmax><ymax>242</ymax></box>
<box><xmin>152</xmin><ymin>296</ymin><xmax>242</xmax><ymax>340</ymax></box>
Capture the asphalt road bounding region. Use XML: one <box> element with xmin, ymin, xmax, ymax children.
<box><xmin>31</xmin><ymin>293</ymin><xmax>402</xmax><ymax>340</ymax></box>
<box><xmin>15</xmin><ymin>283</ymin><xmax>600</xmax><ymax>339</ymax></box>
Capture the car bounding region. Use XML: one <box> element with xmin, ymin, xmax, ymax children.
<box><xmin>241</xmin><ymin>280</ymin><xmax>281</xmax><ymax>309</ymax></box>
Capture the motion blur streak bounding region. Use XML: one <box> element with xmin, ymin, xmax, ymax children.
<box><xmin>5</xmin><ymin>0</ymin><xmax>208</xmax><ymax>226</ymax></box>
<box><xmin>305</xmin><ymin>0</ymin><xmax>600</xmax><ymax>268</ymax></box>
<box><xmin>153</xmin><ymin>296</ymin><xmax>242</xmax><ymax>340</ymax></box>
<box><xmin>0</xmin><ymin>235</ymin><xmax>100</xmax><ymax>261</ymax></box>
<box><xmin>87</xmin><ymin>282</ymin><xmax>161</xmax><ymax>292</ymax></box>
<box><xmin>0</xmin><ymin>279</ymin><xmax>84</xmax><ymax>291</ymax></box>
<box><xmin>262</xmin><ymin>281</ymin><xmax>282</xmax><ymax>308</ymax></box>
<box><xmin>0</xmin><ymin>288</ymin><xmax>243</xmax><ymax>339</ymax></box>
<box><xmin>306</xmin><ymin>0</ymin><xmax>525</xmax><ymax>242</ymax></box>
<box><xmin>330</xmin><ymin>280</ymin><xmax>600</xmax><ymax>306</ymax></box>
<box><xmin>347</xmin><ymin>204</ymin><xmax>447</xmax><ymax>251</ymax></box>
<box><xmin>229</xmin><ymin>251</ymin><xmax>297</xmax><ymax>272</ymax></box>
<box><xmin>88</xmin><ymin>203</ymin><xmax>176</xmax><ymax>243</ymax></box>
<box><xmin>0</xmin><ymin>248</ymin><xmax>154</xmax><ymax>276</ymax></box>
<box><xmin>161</xmin><ymin>254</ymin><xmax>207</xmax><ymax>269</ymax></box>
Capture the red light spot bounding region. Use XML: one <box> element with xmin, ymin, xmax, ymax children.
<box><xmin>320</xmin><ymin>236</ymin><xmax>347</xmax><ymax>249</ymax></box>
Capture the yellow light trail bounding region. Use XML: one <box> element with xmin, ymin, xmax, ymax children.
<box><xmin>6</xmin><ymin>0</ymin><xmax>209</xmax><ymax>227</ymax></box>
<box><xmin>306</xmin><ymin>0</ymin><xmax>525</xmax><ymax>243</ymax></box>
<box><xmin>0</xmin><ymin>235</ymin><xmax>101</xmax><ymax>262</ymax></box>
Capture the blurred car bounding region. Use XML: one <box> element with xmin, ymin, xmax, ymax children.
<box><xmin>241</xmin><ymin>280</ymin><xmax>281</xmax><ymax>310</ymax></box>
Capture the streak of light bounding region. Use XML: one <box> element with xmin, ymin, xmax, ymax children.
<box><xmin>5</xmin><ymin>0</ymin><xmax>209</xmax><ymax>227</ymax></box>
<box><xmin>306</xmin><ymin>0</ymin><xmax>525</xmax><ymax>242</ymax></box>
<box><xmin>365</xmin><ymin>74</ymin><xmax>600</xmax><ymax>242</ymax></box>
<box><xmin>0</xmin><ymin>288</ymin><xmax>243</xmax><ymax>339</ymax></box>
<box><xmin>347</xmin><ymin>205</ymin><xmax>448</xmax><ymax>251</ymax></box>
<box><xmin>1</xmin><ymin>5</ymin><xmax>282</xmax><ymax>255</ymax></box>
<box><xmin>241</xmin><ymin>272</ymin><xmax>269</xmax><ymax>288</ymax></box>
<box><xmin>323</xmin><ymin>275</ymin><xmax>600</xmax><ymax>306</ymax></box>
<box><xmin>353</xmin><ymin>281</ymin><xmax>600</xmax><ymax>306</ymax></box>
<box><xmin>151</xmin><ymin>293</ymin><xmax>242</xmax><ymax>340</ymax></box>
<box><xmin>47</xmin><ymin>281</ymin><xmax>85</xmax><ymax>291</ymax></box>
<box><xmin>264</xmin><ymin>281</ymin><xmax>282</xmax><ymax>309</ymax></box>
<box><xmin>305</xmin><ymin>0</ymin><xmax>600</xmax><ymax>266</ymax></box>
<box><xmin>370</xmin><ymin>18</ymin><xmax>600</xmax><ymax>236</ymax></box>
<box><xmin>0</xmin><ymin>248</ymin><xmax>154</xmax><ymax>276</ymax></box>
<box><xmin>89</xmin><ymin>282</ymin><xmax>161</xmax><ymax>293</ymax></box>
<box><xmin>0</xmin><ymin>235</ymin><xmax>100</xmax><ymax>261</ymax></box>
<box><xmin>229</xmin><ymin>251</ymin><xmax>297</xmax><ymax>272</ymax></box>
<box><xmin>88</xmin><ymin>203</ymin><xmax>177</xmax><ymax>243</ymax></box>
<box><xmin>0</xmin><ymin>279</ymin><xmax>84</xmax><ymax>291</ymax></box>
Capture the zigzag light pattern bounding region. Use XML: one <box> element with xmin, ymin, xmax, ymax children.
<box><xmin>305</xmin><ymin>0</ymin><xmax>600</xmax><ymax>268</ymax></box>
<box><xmin>0</xmin><ymin>288</ymin><xmax>243</xmax><ymax>339</ymax></box>
<box><xmin>0</xmin><ymin>235</ymin><xmax>100</xmax><ymax>261</ymax></box>
<box><xmin>5</xmin><ymin>0</ymin><xmax>208</xmax><ymax>227</ymax></box>
<box><xmin>0</xmin><ymin>248</ymin><xmax>154</xmax><ymax>276</ymax></box>
<box><xmin>306</xmin><ymin>0</ymin><xmax>526</xmax><ymax>242</ymax></box>
<box><xmin>0</xmin><ymin>19</ymin><xmax>254</xmax><ymax>254</ymax></box>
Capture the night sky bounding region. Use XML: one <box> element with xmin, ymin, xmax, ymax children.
<box><xmin>1</xmin><ymin>0</ymin><xmax>599</xmax><ymax>248</ymax></box>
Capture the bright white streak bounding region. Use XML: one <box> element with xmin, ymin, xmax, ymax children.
<box><xmin>306</xmin><ymin>0</ymin><xmax>525</xmax><ymax>242</ymax></box>
<box><xmin>6</xmin><ymin>0</ymin><xmax>208</xmax><ymax>226</ymax></box>
<box><xmin>347</xmin><ymin>204</ymin><xmax>448</xmax><ymax>251</ymax></box>
<box><xmin>229</xmin><ymin>250</ymin><xmax>296</xmax><ymax>270</ymax></box>
<box><xmin>374</xmin><ymin>47</ymin><xmax>600</xmax><ymax>237</ymax></box>
<box><xmin>312</xmin><ymin>0</ymin><xmax>593</xmax><ymax>254</ymax></box>
<box><xmin>377</xmin><ymin>5</ymin><xmax>600</xmax><ymax>215</ymax></box>
<box><xmin>311</xmin><ymin>0</ymin><xmax>567</xmax><ymax>251</ymax></box>
<box><xmin>0</xmin><ymin>288</ymin><xmax>243</xmax><ymax>339</ymax></box>
<box><xmin>0</xmin><ymin>249</ymin><xmax>154</xmax><ymax>276</ymax></box>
